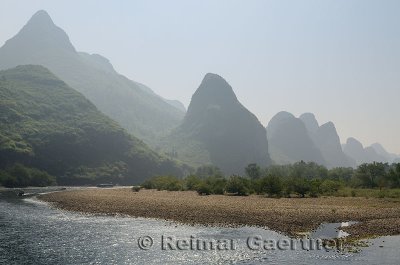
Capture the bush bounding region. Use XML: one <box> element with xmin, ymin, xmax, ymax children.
<box><xmin>141</xmin><ymin>176</ymin><xmax>183</xmax><ymax>191</ymax></box>
<box><xmin>245</xmin><ymin>163</ymin><xmax>261</xmax><ymax>179</ymax></box>
<box><xmin>260</xmin><ymin>175</ymin><xmax>283</xmax><ymax>197</ymax></box>
<box><xmin>195</xmin><ymin>182</ymin><xmax>212</xmax><ymax>195</ymax></box>
<box><xmin>30</xmin><ymin>168</ymin><xmax>56</xmax><ymax>187</ymax></box>
<box><xmin>291</xmin><ymin>177</ymin><xmax>311</xmax><ymax>197</ymax></box>
<box><xmin>225</xmin><ymin>175</ymin><xmax>250</xmax><ymax>196</ymax></box>
<box><xmin>320</xmin><ymin>179</ymin><xmax>342</xmax><ymax>195</ymax></box>
<box><xmin>205</xmin><ymin>176</ymin><xmax>227</xmax><ymax>195</ymax></box>
<box><xmin>309</xmin><ymin>179</ymin><xmax>322</xmax><ymax>197</ymax></box>
<box><xmin>184</xmin><ymin>175</ymin><xmax>202</xmax><ymax>190</ymax></box>
<box><xmin>131</xmin><ymin>186</ymin><xmax>141</xmax><ymax>192</ymax></box>
<box><xmin>0</xmin><ymin>164</ymin><xmax>55</xmax><ymax>187</ymax></box>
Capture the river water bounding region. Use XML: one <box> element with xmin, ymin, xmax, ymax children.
<box><xmin>0</xmin><ymin>188</ymin><xmax>398</xmax><ymax>265</ymax></box>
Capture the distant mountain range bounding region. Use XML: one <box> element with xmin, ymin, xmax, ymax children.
<box><xmin>267</xmin><ymin>110</ymin><xmax>399</xmax><ymax>168</ymax></box>
<box><xmin>266</xmin><ymin>111</ymin><xmax>325</xmax><ymax>165</ymax></box>
<box><xmin>343</xmin><ymin>138</ymin><xmax>400</xmax><ymax>165</ymax></box>
<box><xmin>0</xmin><ymin>10</ymin><xmax>398</xmax><ymax>184</ymax></box>
<box><xmin>267</xmin><ymin>112</ymin><xmax>354</xmax><ymax>168</ymax></box>
<box><xmin>0</xmin><ymin>10</ymin><xmax>185</xmax><ymax>146</ymax></box>
<box><xmin>299</xmin><ymin>113</ymin><xmax>355</xmax><ymax>168</ymax></box>
<box><xmin>160</xmin><ymin>73</ymin><xmax>271</xmax><ymax>174</ymax></box>
<box><xmin>0</xmin><ymin>65</ymin><xmax>184</xmax><ymax>184</ymax></box>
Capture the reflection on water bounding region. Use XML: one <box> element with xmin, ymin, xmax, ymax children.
<box><xmin>0</xmin><ymin>188</ymin><xmax>399</xmax><ymax>265</ymax></box>
<box><xmin>311</xmin><ymin>221</ymin><xmax>358</xmax><ymax>239</ymax></box>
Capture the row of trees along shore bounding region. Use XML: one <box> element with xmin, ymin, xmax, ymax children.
<box><xmin>141</xmin><ymin>161</ymin><xmax>400</xmax><ymax>198</ymax></box>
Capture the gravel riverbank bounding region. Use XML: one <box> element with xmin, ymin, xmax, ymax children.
<box><xmin>38</xmin><ymin>188</ymin><xmax>400</xmax><ymax>239</ymax></box>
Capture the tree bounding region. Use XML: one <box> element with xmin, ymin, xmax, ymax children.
<box><xmin>388</xmin><ymin>163</ymin><xmax>400</xmax><ymax>188</ymax></box>
<box><xmin>141</xmin><ymin>176</ymin><xmax>183</xmax><ymax>191</ymax></box>
<box><xmin>225</xmin><ymin>175</ymin><xmax>250</xmax><ymax>196</ymax></box>
<box><xmin>185</xmin><ymin>175</ymin><xmax>202</xmax><ymax>190</ymax></box>
<box><xmin>195</xmin><ymin>182</ymin><xmax>211</xmax><ymax>195</ymax></box>
<box><xmin>328</xmin><ymin>167</ymin><xmax>354</xmax><ymax>183</ymax></box>
<box><xmin>291</xmin><ymin>177</ymin><xmax>311</xmax><ymax>198</ymax></box>
<box><xmin>354</xmin><ymin>162</ymin><xmax>388</xmax><ymax>188</ymax></box>
<box><xmin>245</xmin><ymin>163</ymin><xmax>261</xmax><ymax>179</ymax></box>
<box><xmin>320</xmin><ymin>179</ymin><xmax>341</xmax><ymax>195</ymax></box>
<box><xmin>204</xmin><ymin>176</ymin><xmax>227</xmax><ymax>194</ymax></box>
<box><xmin>260</xmin><ymin>175</ymin><xmax>283</xmax><ymax>197</ymax></box>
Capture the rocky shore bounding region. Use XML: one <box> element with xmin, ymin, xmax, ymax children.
<box><xmin>38</xmin><ymin>188</ymin><xmax>400</xmax><ymax>239</ymax></box>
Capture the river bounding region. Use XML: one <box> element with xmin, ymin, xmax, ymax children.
<box><xmin>0</xmin><ymin>188</ymin><xmax>398</xmax><ymax>264</ymax></box>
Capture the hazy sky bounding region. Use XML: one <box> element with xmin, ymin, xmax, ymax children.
<box><xmin>1</xmin><ymin>0</ymin><xmax>399</xmax><ymax>153</ymax></box>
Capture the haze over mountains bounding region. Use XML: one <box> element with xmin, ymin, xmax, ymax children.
<box><xmin>161</xmin><ymin>73</ymin><xmax>271</xmax><ymax>174</ymax></box>
<box><xmin>267</xmin><ymin>112</ymin><xmax>325</xmax><ymax>166</ymax></box>
<box><xmin>0</xmin><ymin>65</ymin><xmax>183</xmax><ymax>184</ymax></box>
<box><xmin>299</xmin><ymin>113</ymin><xmax>355</xmax><ymax>168</ymax></box>
<box><xmin>342</xmin><ymin>138</ymin><xmax>400</xmax><ymax>165</ymax></box>
<box><xmin>267</xmin><ymin>111</ymin><xmax>361</xmax><ymax>168</ymax></box>
<box><xmin>0</xmin><ymin>10</ymin><xmax>185</xmax><ymax>146</ymax></box>
<box><xmin>0</xmin><ymin>10</ymin><xmax>398</xmax><ymax>185</ymax></box>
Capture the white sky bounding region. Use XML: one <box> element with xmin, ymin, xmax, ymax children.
<box><xmin>1</xmin><ymin>0</ymin><xmax>399</xmax><ymax>153</ymax></box>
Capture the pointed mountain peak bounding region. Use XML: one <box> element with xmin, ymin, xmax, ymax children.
<box><xmin>186</xmin><ymin>73</ymin><xmax>238</xmax><ymax>117</ymax></box>
<box><xmin>27</xmin><ymin>10</ymin><xmax>54</xmax><ymax>27</ymax></box>
<box><xmin>317</xmin><ymin>122</ymin><xmax>338</xmax><ymax>139</ymax></box>
<box><xmin>299</xmin><ymin>112</ymin><xmax>319</xmax><ymax>133</ymax></box>
<box><xmin>346</xmin><ymin>137</ymin><xmax>364</xmax><ymax>148</ymax></box>
<box><xmin>203</xmin><ymin>72</ymin><xmax>227</xmax><ymax>83</ymax></box>
<box><xmin>2</xmin><ymin>10</ymin><xmax>76</xmax><ymax>53</ymax></box>
<box><xmin>195</xmin><ymin>73</ymin><xmax>237</xmax><ymax>101</ymax></box>
<box><xmin>319</xmin><ymin>121</ymin><xmax>335</xmax><ymax>130</ymax></box>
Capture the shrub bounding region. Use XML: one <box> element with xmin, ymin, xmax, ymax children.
<box><xmin>205</xmin><ymin>176</ymin><xmax>227</xmax><ymax>195</ymax></box>
<box><xmin>320</xmin><ymin>180</ymin><xmax>342</xmax><ymax>195</ymax></box>
<box><xmin>131</xmin><ymin>186</ymin><xmax>141</xmax><ymax>192</ymax></box>
<box><xmin>141</xmin><ymin>176</ymin><xmax>183</xmax><ymax>191</ymax></box>
<box><xmin>291</xmin><ymin>177</ymin><xmax>311</xmax><ymax>197</ymax></box>
<box><xmin>0</xmin><ymin>164</ymin><xmax>55</xmax><ymax>187</ymax></box>
<box><xmin>260</xmin><ymin>175</ymin><xmax>283</xmax><ymax>197</ymax></box>
<box><xmin>184</xmin><ymin>175</ymin><xmax>202</xmax><ymax>191</ymax></box>
<box><xmin>245</xmin><ymin>163</ymin><xmax>261</xmax><ymax>179</ymax></box>
<box><xmin>225</xmin><ymin>175</ymin><xmax>250</xmax><ymax>196</ymax></box>
<box><xmin>195</xmin><ymin>182</ymin><xmax>212</xmax><ymax>195</ymax></box>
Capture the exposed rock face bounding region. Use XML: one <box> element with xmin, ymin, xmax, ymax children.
<box><xmin>164</xmin><ymin>73</ymin><xmax>271</xmax><ymax>174</ymax></box>
<box><xmin>0</xmin><ymin>10</ymin><xmax>185</xmax><ymax>146</ymax></box>
<box><xmin>267</xmin><ymin>111</ymin><xmax>325</xmax><ymax>165</ymax></box>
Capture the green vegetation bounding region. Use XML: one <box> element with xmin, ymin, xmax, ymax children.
<box><xmin>0</xmin><ymin>163</ymin><xmax>55</xmax><ymax>188</ymax></box>
<box><xmin>225</xmin><ymin>175</ymin><xmax>251</xmax><ymax>196</ymax></box>
<box><xmin>142</xmin><ymin>176</ymin><xmax>184</xmax><ymax>191</ymax></box>
<box><xmin>131</xmin><ymin>186</ymin><xmax>142</xmax><ymax>192</ymax></box>
<box><xmin>0</xmin><ymin>10</ymin><xmax>185</xmax><ymax>147</ymax></box>
<box><xmin>0</xmin><ymin>65</ymin><xmax>184</xmax><ymax>187</ymax></box>
<box><xmin>141</xmin><ymin>161</ymin><xmax>400</xmax><ymax>198</ymax></box>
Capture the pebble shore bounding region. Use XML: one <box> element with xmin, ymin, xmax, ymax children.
<box><xmin>38</xmin><ymin>188</ymin><xmax>400</xmax><ymax>239</ymax></box>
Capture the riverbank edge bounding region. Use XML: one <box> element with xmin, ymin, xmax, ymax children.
<box><xmin>37</xmin><ymin>188</ymin><xmax>400</xmax><ymax>242</ymax></box>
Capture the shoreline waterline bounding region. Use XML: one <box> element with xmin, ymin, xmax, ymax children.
<box><xmin>37</xmin><ymin>188</ymin><xmax>400</xmax><ymax>240</ymax></box>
